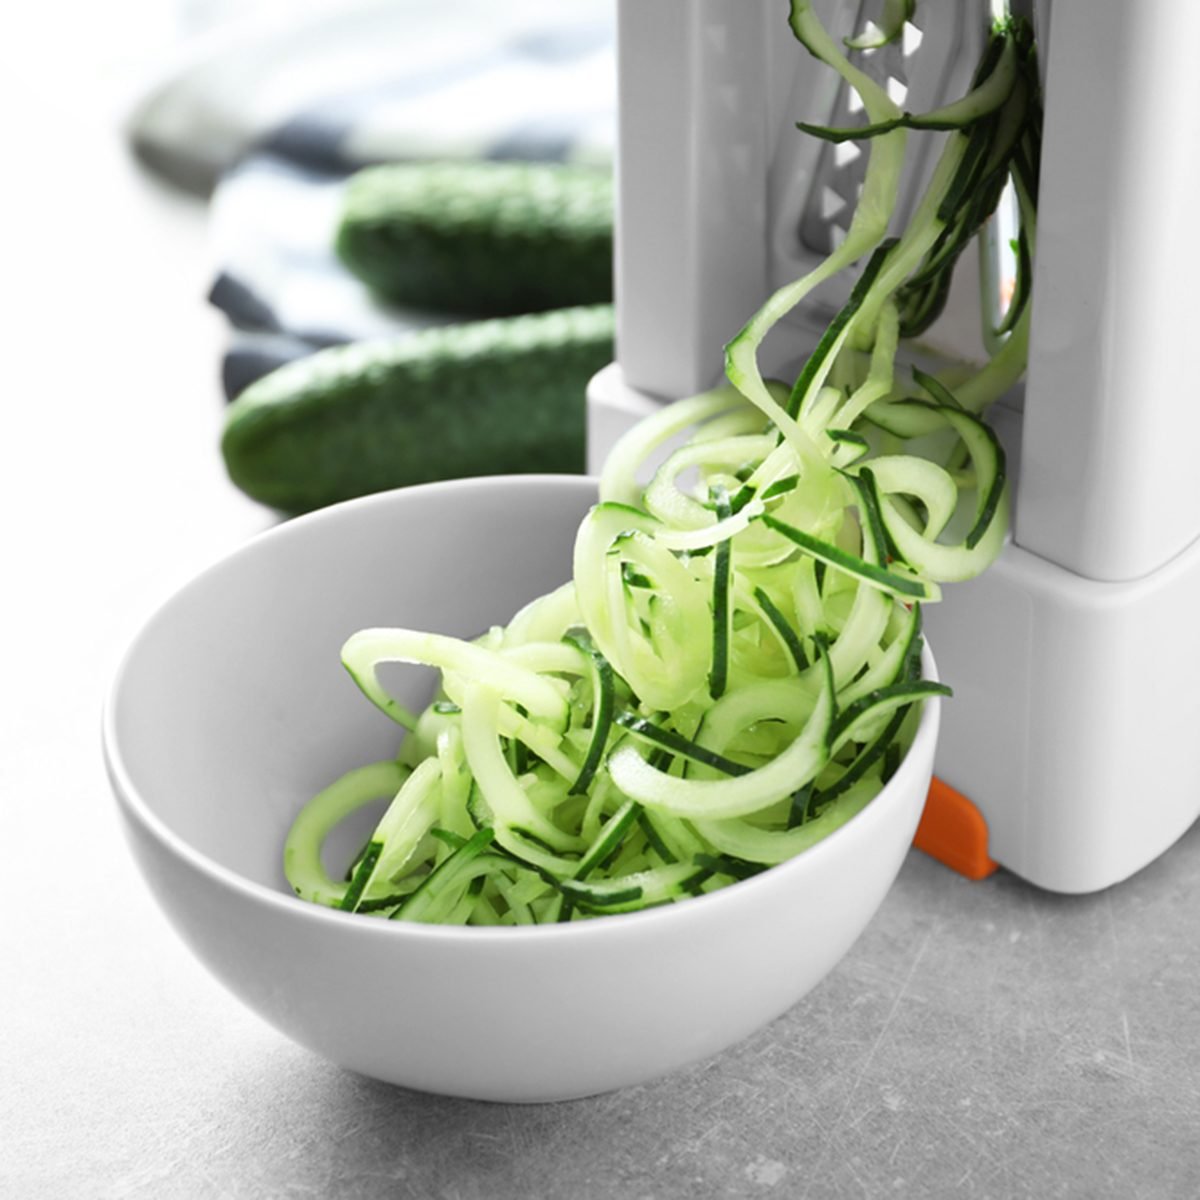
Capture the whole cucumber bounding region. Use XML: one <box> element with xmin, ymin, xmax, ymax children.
<box><xmin>335</xmin><ymin>161</ymin><xmax>613</xmax><ymax>315</ymax></box>
<box><xmin>221</xmin><ymin>305</ymin><xmax>614</xmax><ymax>514</ymax></box>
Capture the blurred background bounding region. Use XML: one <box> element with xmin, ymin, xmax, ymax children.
<box><xmin>131</xmin><ymin>0</ymin><xmax>615</xmax><ymax>400</ymax></box>
<box><xmin>2</xmin><ymin>0</ymin><xmax>616</xmax><ymax>543</ymax></box>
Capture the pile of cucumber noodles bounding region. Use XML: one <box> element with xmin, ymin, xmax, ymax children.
<box><xmin>284</xmin><ymin>1</ymin><xmax>1040</xmax><ymax>924</ymax></box>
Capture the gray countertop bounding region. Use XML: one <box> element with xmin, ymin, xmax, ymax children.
<box><xmin>6</xmin><ymin>12</ymin><xmax>1200</xmax><ymax>1198</ymax></box>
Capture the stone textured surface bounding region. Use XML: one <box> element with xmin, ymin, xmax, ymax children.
<box><xmin>10</xmin><ymin>829</ymin><xmax>1200</xmax><ymax>1199</ymax></box>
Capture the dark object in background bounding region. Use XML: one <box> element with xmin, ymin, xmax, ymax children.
<box><xmin>335</xmin><ymin>161</ymin><xmax>613</xmax><ymax>316</ymax></box>
<box><xmin>218</xmin><ymin>329</ymin><xmax>332</xmax><ymax>402</ymax></box>
<box><xmin>221</xmin><ymin>304</ymin><xmax>615</xmax><ymax>514</ymax></box>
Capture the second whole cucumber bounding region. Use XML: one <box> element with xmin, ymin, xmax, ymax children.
<box><xmin>221</xmin><ymin>305</ymin><xmax>615</xmax><ymax>514</ymax></box>
<box><xmin>335</xmin><ymin>161</ymin><xmax>614</xmax><ymax>316</ymax></box>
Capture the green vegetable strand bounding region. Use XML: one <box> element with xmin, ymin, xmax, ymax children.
<box><xmin>282</xmin><ymin>2</ymin><xmax>1039</xmax><ymax>924</ymax></box>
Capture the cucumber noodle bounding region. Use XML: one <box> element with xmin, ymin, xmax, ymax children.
<box><xmin>284</xmin><ymin>2</ymin><xmax>1040</xmax><ymax>924</ymax></box>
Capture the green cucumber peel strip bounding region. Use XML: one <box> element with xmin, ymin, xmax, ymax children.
<box><xmin>607</xmin><ymin>664</ymin><xmax>834</xmax><ymax>820</ymax></box>
<box><xmin>760</xmin><ymin>513</ymin><xmax>939</xmax><ymax>602</ymax></box>
<box><xmin>557</xmin><ymin>861</ymin><xmax>714</xmax><ymax>913</ymax></box>
<box><xmin>692</xmin><ymin>852</ymin><xmax>767</xmax><ymax>883</ymax></box>
<box><xmin>787</xmin><ymin>239</ymin><xmax>898</xmax><ymax>420</ymax></box>
<box><xmin>906</xmin><ymin>379</ymin><xmax>1007</xmax><ymax>550</ymax></box>
<box><xmin>563</xmin><ymin>630</ymin><xmax>615</xmax><ymax>796</ymax></box>
<box><xmin>708</xmin><ymin>484</ymin><xmax>733</xmax><ymax>699</ymax></box>
<box><xmin>338</xmin><ymin>841</ymin><xmax>382</xmax><ymax>912</ymax></box>
<box><xmin>910</xmin><ymin>366</ymin><xmax>965</xmax><ymax>410</ymax></box>
<box><xmin>428</xmin><ymin>827</ymin><xmax>469</xmax><ymax>851</ymax></box>
<box><xmin>761</xmin><ymin>475</ymin><xmax>801</xmax><ymax>500</ymax></box>
<box><xmin>751</xmin><ymin>587</ymin><xmax>809</xmax><ymax>673</ymax></box>
<box><xmin>614</xmin><ymin>714</ymin><xmax>752</xmax><ymax>778</ymax></box>
<box><xmin>574</xmin><ymin>800</ymin><xmax>642</xmax><ymax>878</ymax></box>
<box><xmin>845</xmin><ymin>469</ymin><xmax>894</xmax><ymax>567</ymax></box>
<box><xmin>863</xmin><ymin>391</ymin><xmax>1009</xmax><ymax>564</ymax></box>
<box><xmin>814</xmin><ymin>705</ymin><xmax>908</xmax><ymax>806</ymax></box>
<box><xmin>829</xmin><ymin>679</ymin><xmax>951</xmax><ymax>752</ymax></box>
<box><xmin>636</xmin><ymin>810</ymin><xmax>679</xmax><ymax>863</ymax></box>
<box><xmin>725</xmin><ymin>1</ymin><xmax>905</xmax><ymax>452</ymax></box>
<box><xmin>391</xmin><ymin>827</ymin><xmax>497</xmax><ymax>923</ymax></box>
<box><xmin>828</xmin><ymin>429</ymin><xmax>868</xmax><ymax>449</ymax></box>
<box><xmin>800</xmin><ymin>28</ymin><xmax>1016</xmax><ymax>143</ymax></box>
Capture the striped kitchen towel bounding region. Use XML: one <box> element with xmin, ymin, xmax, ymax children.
<box><xmin>128</xmin><ymin>0</ymin><xmax>615</xmax><ymax>397</ymax></box>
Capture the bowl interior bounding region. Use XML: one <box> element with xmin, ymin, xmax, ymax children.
<box><xmin>107</xmin><ymin>476</ymin><xmax>599</xmax><ymax>892</ymax></box>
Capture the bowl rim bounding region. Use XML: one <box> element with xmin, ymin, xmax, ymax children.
<box><xmin>102</xmin><ymin>474</ymin><xmax>940</xmax><ymax>946</ymax></box>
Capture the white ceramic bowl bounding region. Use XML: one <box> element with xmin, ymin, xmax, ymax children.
<box><xmin>103</xmin><ymin>475</ymin><xmax>939</xmax><ymax>1103</ymax></box>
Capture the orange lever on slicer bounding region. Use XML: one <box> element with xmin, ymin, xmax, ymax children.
<box><xmin>913</xmin><ymin>778</ymin><xmax>998</xmax><ymax>882</ymax></box>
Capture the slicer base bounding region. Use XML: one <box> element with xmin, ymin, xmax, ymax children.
<box><xmin>923</xmin><ymin>531</ymin><xmax>1200</xmax><ymax>893</ymax></box>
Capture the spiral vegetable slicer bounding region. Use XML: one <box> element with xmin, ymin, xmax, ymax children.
<box><xmin>587</xmin><ymin>0</ymin><xmax>1200</xmax><ymax>892</ymax></box>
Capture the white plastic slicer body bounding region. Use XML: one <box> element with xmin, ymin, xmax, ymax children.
<box><xmin>589</xmin><ymin>0</ymin><xmax>1200</xmax><ymax>892</ymax></box>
